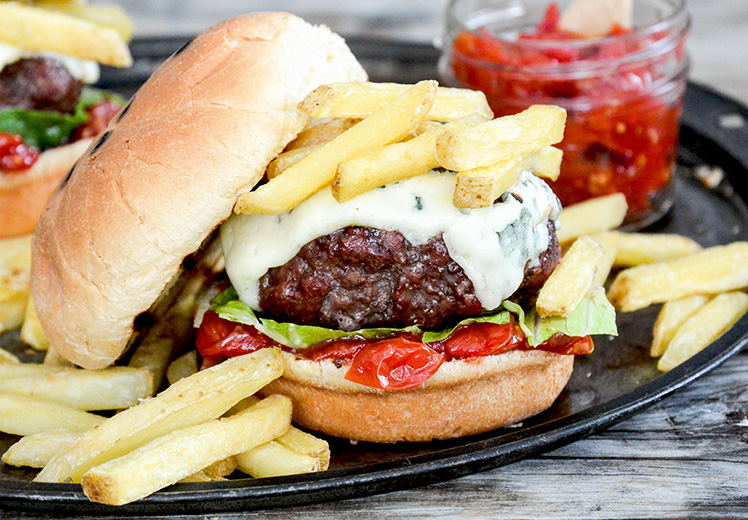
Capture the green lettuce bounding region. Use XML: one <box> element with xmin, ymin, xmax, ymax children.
<box><xmin>0</xmin><ymin>87</ymin><xmax>124</xmax><ymax>150</ymax></box>
<box><xmin>209</xmin><ymin>285</ymin><xmax>617</xmax><ymax>349</ymax></box>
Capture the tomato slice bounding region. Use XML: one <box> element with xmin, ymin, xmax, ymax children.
<box><xmin>345</xmin><ymin>337</ymin><xmax>445</xmax><ymax>391</ymax></box>
<box><xmin>196</xmin><ymin>311</ymin><xmax>278</xmax><ymax>366</ymax></box>
<box><xmin>432</xmin><ymin>318</ymin><xmax>527</xmax><ymax>360</ymax></box>
<box><xmin>539</xmin><ymin>334</ymin><xmax>594</xmax><ymax>355</ymax></box>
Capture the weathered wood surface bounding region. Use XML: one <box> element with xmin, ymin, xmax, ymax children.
<box><xmin>3</xmin><ymin>348</ymin><xmax>745</xmax><ymax>520</ymax></box>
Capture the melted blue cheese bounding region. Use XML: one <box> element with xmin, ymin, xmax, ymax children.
<box><xmin>221</xmin><ymin>170</ymin><xmax>561</xmax><ymax>312</ymax></box>
<box><xmin>0</xmin><ymin>42</ymin><xmax>100</xmax><ymax>84</ymax></box>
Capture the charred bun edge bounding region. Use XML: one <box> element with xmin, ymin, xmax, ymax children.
<box><xmin>263</xmin><ymin>350</ymin><xmax>574</xmax><ymax>442</ymax></box>
<box><xmin>0</xmin><ymin>138</ymin><xmax>92</xmax><ymax>238</ymax></box>
<box><xmin>31</xmin><ymin>12</ymin><xmax>367</xmax><ymax>369</ymax></box>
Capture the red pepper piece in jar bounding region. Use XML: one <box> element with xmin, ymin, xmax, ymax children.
<box><xmin>0</xmin><ymin>132</ymin><xmax>39</xmax><ymax>172</ymax></box>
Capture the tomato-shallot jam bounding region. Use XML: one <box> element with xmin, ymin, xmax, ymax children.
<box><xmin>439</xmin><ymin>0</ymin><xmax>690</xmax><ymax>228</ymax></box>
<box><xmin>196</xmin><ymin>311</ymin><xmax>593</xmax><ymax>391</ymax></box>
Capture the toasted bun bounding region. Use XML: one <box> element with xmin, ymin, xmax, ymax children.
<box><xmin>31</xmin><ymin>13</ymin><xmax>367</xmax><ymax>369</ymax></box>
<box><xmin>0</xmin><ymin>139</ymin><xmax>92</xmax><ymax>239</ymax></box>
<box><xmin>263</xmin><ymin>350</ymin><xmax>574</xmax><ymax>442</ymax></box>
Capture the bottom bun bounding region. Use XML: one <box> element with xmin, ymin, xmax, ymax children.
<box><xmin>0</xmin><ymin>139</ymin><xmax>92</xmax><ymax>238</ymax></box>
<box><xmin>263</xmin><ymin>349</ymin><xmax>574</xmax><ymax>443</ymax></box>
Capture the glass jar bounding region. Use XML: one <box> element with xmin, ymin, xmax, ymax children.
<box><xmin>439</xmin><ymin>0</ymin><xmax>690</xmax><ymax>228</ymax></box>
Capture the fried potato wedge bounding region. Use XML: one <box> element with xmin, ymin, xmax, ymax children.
<box><xmin>0</xmin><ymin>393</ymin><xmax>104</xmax><ymax>436</ymax></box>
<box><xmin>2</xmin><ymin>429</ymin><xmax>79</xmax><ymax>469</ymax></box>
<box><xmin>556</xmin><ymin>193</ymin><xmax>628</xmax><ymax>244</ymax></box>
<box><xmin>235</xmin><ymin>81</ymin><xmax>437</xmax><ymax>215</ymax></box>
<box><xmin>298</xmin><ymin>81</ymin><xmax>493</xmax><ymax>122</ymax></box>
<box><xmin>453</xmin><ymin>146</ymin><xmax>563</xmax><ymax>208</ymax></box>
<box><xmin>650</xmin><ymin>295</ymin><xmax>710</xmax><ymax>357</ymax></box>
<box><xmin>435</xmin><ymin>105</ymin><xmax>566</xmax><ymax>171</ymax></box>
<box><xmin>80</xmin><ymin>395</ymin><xmax>291</xmax><ymax>506</ymax></box>
<box><xmin>536</xmin><ymin>235</ymin><xmax>606</xmax><ymax>318</ymax></box>
<box><xmin>658</xmin><ymin>292</ymin><xmax>748</xmax><ymax>371</ymax></box>
<box><xmin>0</xmin><ymin>366</ymin><xmax>154</xmax><ymax>411</ymax></box>
<box><xmin>608</xmin><ymin>242</ymin><xmax>748</xmax><ymax>312</ymax></box>
<box><xmin>35</xmin><ymin>349</ymin><xmax>283</xmax><ymax>483</ymax></box>
<box><xmin>0</xmin><ymin>2</ymin><xmax>132</xmax><ymax>66</ymax></box>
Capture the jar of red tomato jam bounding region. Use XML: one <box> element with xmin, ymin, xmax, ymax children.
<box><xmin>439</xmin><ymin>0</ymin><xmax>690</xmax><ymax>228</ymax></box>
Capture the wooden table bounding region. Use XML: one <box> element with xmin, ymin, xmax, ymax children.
<box><xmin>3</xmin><ymin>1</ymin><xmax>747</xmax><ymax>518</ymax></box>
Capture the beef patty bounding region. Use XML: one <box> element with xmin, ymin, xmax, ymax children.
<box><xmin>258</xmin><ymin>223</ymin><xmax>560</xmax><ymax>331</ymax></box>
<box><xmin>0</xmin><ymin>57</ymin><xmax>82</xmax><ymax>113</ymax></box>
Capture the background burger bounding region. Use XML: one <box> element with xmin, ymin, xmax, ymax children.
<box><xmin>30</xmin><ymin>12</ymin><xmax>616</xmax><ymax>445</ymax></box>
<box><xmin>0</xmin><ymin>0</ymin><xmax>132</xmax><ymax>238</ymax></box>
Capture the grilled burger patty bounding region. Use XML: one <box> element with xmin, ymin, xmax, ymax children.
<box><xmin>258</xmin><ymin>222</ymin><xmax>560</xmax><ymax>331</ymax></box>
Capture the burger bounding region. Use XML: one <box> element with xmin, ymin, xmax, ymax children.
<box><xmin>31</xmin><ymin>13</ymin><xmax>616</xmax><ymax>444</ymax></box>
<box><xmin>0</xmin><ymin>1</ymin><xmax>132</xmax><ymax>238</ymax></box>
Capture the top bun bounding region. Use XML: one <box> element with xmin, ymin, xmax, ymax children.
<box><xmin>31</xmin><ymin>13</ymin><xmax>367</xmax><ymax>369</ymax></box>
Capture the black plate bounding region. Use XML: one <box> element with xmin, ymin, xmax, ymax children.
<box><xmin>2</xmin><ymin>38</ymin><xmax>748</xmax><ymax>515</ymax></box>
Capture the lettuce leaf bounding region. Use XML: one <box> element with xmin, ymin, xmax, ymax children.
<box><xmin>0</xmin><ymin>87</ymin><xmax>124</xmax><ymax>149</ymax></box>
<box><xmin>209</xmin><ymin>286</ymin><xmax>617</xmax><ymax>349</ymax></box>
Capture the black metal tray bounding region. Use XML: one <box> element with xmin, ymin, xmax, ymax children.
<box><xmin>1</xmin><ymin>37</ymin><xmax>747</xmax><ymax>515</ymax></box>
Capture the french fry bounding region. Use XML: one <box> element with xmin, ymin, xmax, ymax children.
<box><xmin>0</xmin><ymin>363</ymin><xmax>72</xmax><ymax>379</ymax></box>
<box><xmin>44</xmin><ymin>345</ymin><xmax>75</xmax><ymax>367</ymax></box>
<box><xmin>598</xmin><ymin>232</ymin><xmax>703</xmax><ymax>266</ymax></box>
<box><xmin>275</xmin><ymin>426</ymin><xmax>330</xmax><ymax>470</ymax></box>
<box><xmin>0</xmin><ymin>366</ymin><xmax>154</xmax><ymax>410</ymax></box>
<box><xmin>235</xmin><ymin>81</ymin><xmax>437</xmax><ymax>215</ymax></box>
<box><xmin>20</xmin><ymin>297</ymin><xmax>49</xmax><ymax>351</ymax></box>
<box><xmin>179</xmin><ymin>457</ymin><xmax>237</xmax><ymax>483</ymax></box>
<box><xmin>166</xmin><ymin>350</ymin><xmax>199</xmax><ymax>386</ymax></box>
<box><xmin>591</xmin><ymin>232</ymin><xmax>619</xmax><ymax>286</ymax></box>
<box><xmin>536</xmin><ymin>235</ymin><xmax>605</xmax><ymax>318</ymax></box>
<box><xmin>651</xmin><ymin>295</ymin><xmax>710</xmax><ymax>357</ymax></box>
<box><xmin>80</xmin><ymin>395</ymin><xmax>292</xmax><ymax>506</ymax></box>
<box><xmin>435</xmin><ymin>105</ymin><xmax>566</xmax><ymax>171</ymax></box>
<box><xmin>0</xmin><ymin>2</ymin><xmax>132</xmax><ymax>66</ymax></box>
<box><xmin>333</xmin><ymin>114</ymin><xmax>487</xmax><ymax>202</ymax></box>
<box><xmin>2</xmin><ymin>429</ymin><xmax>79</xmax><ymax>469</ymax></box>
<box><xmin>658</xmin><ymin>292</ymin><xmax>748</xmax><ymax>371</ymax></box>
<box><xmin>266</xmin><ymin>145</ymin><xmax>318</xmax><ymax>180</ymax></box>
<box><xmin>556</xmin><ymin>193</ymin><xmax>628</xmax><ymax>244</ymax></box>
<box><xmin>0</xmin><ymin>289</ymin><xmax>28</xmax><ymax>333</ymax></box>
<box><xmin>286</xmin><ymin>118</ymin><xmax>359</xmax><ymax>150</ymax></box>
<box><xmin>0</xmin><ymin>392</ymin><xmax>105</xmax><ymax>436</ymax></box>
<box><xmin>127</xmin><ymin>337</ymin><xmax>175</xmax><ymax>397</ymax></box>
<box><xmin>235</xmin><ymin>440</ymin><xmax>320</xmax><ymax>478</ymax></box>
<box><xmin>453</xmin><ymin>146</ymin><xmax>563</xmax><ymax>208</ymax></box>
<box><xmin>297</xmin><ymin>81</ymin><xmax>493</xmax><ymax>122</ymax></box>
<box><xmin>608</xmin><ymin>242</ymin><xmax>748</xmax><ymax>312</ymax></box>
<box><xmin>36</xmin><ymin>348</ymin><xmax>283</xmax><ymax>483</ymax></box>
<box><xmin>0</xmin><ymin>234</ymin><xmax>32</xmax><ymax>275</ymax></box>
<box><xmin>35</xmin><ymin>1</ymin><xmax>134</xmax><ymax>42</ymax></box>
<box><xmin>0</xmin><ymin>347</ymin><xmax>20</xmax><ymax>364</ymax></box>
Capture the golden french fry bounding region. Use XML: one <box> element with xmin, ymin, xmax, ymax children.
<box><xmin>537</xmin><ymin>235</ymin><xmax>605</xmax><ymax>318</ymax></box>
<box><xmin>20</xmin><ymin>297</ymin><xmax>49</xmax><ymax>351</ymax></box>
<box><xmin>598</xmin><ymin>232</ymin><xmax>702</xmax><ymax>266</ymax></box>
<box><xmin>43</xmin><ymin>345</ymin><xmax>75</xmax><ymax>367</ymax></box>
<box><xmin>275</xmin><ymin>426</ymin><xmax>330</xmax><ymax>470</ymax></box>
<box><xmin>127</xmin><ymin>337</ymin><xmax>175</xmax><ymax>396</ymax></box>
<box><xmin>266</xmin><ymin>145</ymin><xmax>318</xmax><ymax>180</ymax></box>
<box><xmin>235</xmin><ymin>440</ymin><xmax>321</xmax><ymax>478</ymax></box>
<box><xmin>333</xmin><ymin>114</ymin><xmax>488</xmax><ymax>202</ymax></box>
<box><xmin>2</xmin><ymin>429</ymin><xmax>79</xmax><ymax>469</ymax></box>
<box><xmin>608</xmin><ymin>242</ymin><xmax>748</xmax><ymax>312</ymax></box>
<box><xmin>453</xmin><ymin>146</ymin><xmax>563</xmax><ymax>208</ymax></box>
<box><xmin>298</xmin><ymin>81</ymin><xmax>493</xmax><ymax>122</ymax></box>
<box><xmin>36</xmin><ymin>1</ymin><xmax>134</xmax><ymax>42</ymax></box>
<box><xmin>560</xmin><ymin>0</ymin><xmax>632</xmax><ymax>37</ymax></box>
<box><xmin>651</xmin><ymin>295</ymin><xmax>710</xmax><ymax>357</ymax></box>
<box><xmin>0</xmin><ymin>234</ymin><xmax>32</xmax><ymax>274</ymax></box>
<box><xmin>286</xmin><ymin>118</ymin><xmax>360</xmax><ymax>151</ymax></box>
<box><xmin>0</xmin><ymin>363</ymin><xmax>72</xmax><ymax>379</ymax></box>
<box><xmin>556</xmin><ymin>193</ymin><xmax>628</xmax><ymax>244</ymax></box>
<box><xmin>0</xmin><ymin>366</ymin><xmax>154</xmax><ymax>411</ymax></box>
<box><xmin>658</xmin><ymin>292</ymin><xmax>748</xmax><ymax>371</ymax></box>
<box><xmin>435</xmin><ymin>105</ymin><xmax>566</xmax><ymax>171</ymax></box>
<box><xmin>0</xmin><ymin>291</ymin><xmax>28</xmax><ymax>333</ymax></box>
<box><xmin>166</xmin><ymin>350</ymin><xmax>199</xmax><ymax>386</ymax></box>
<box><xmin>235</xmin><ymin>81</ymin><xmax>437</xmax><ymax>215</ymax></box>
<box><xmin>0</xmin><ymin>2</ymin><xmax>132</xmax><ymax>66</ymax></box>
<box><xmin>80</xmin><ymin>395</ymin><xmax>292</xmax><ymax>506</ymax></box>
<box><xmin>179</xmin><ymin>457</ymin><xmax>237</xmax><ymax>483</ymax></box>
<box><xmin>591</xmin><ymin>232</ymin><xmax>619</xmax><ymax>286</ymax></box>
<box><xmin>0</xmin><ymin>392</ymin><xmax>105</xmax><ymax>436</ymax></box>
<box><xmin>0</xmin><ymin>347</ymin><xmax>20</xmax><ymax>364</ymax></box>
<box><xmin>36</xmin><ymin>348</ymin><xmax>284</xmax><ymax>483</ymax></box>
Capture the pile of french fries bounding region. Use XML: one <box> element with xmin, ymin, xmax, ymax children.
<box><xmin>0</xmin><ymin>0</ymin><xmax>133</xmax><ymax>67</ymax></box>
<box><xmin>554</xmin><ymin>193</ymin><xmax>748</xmax><ymax>371</ymax></box>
